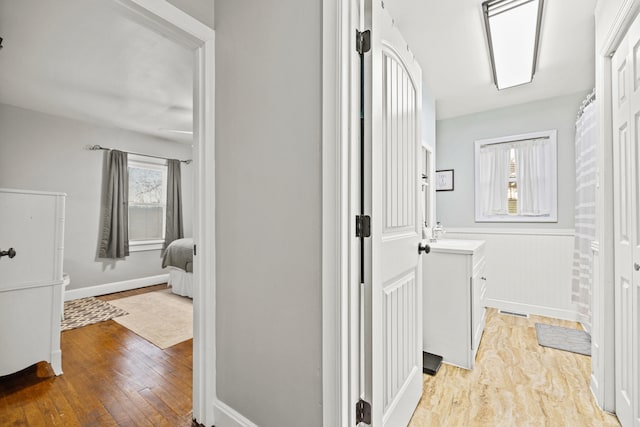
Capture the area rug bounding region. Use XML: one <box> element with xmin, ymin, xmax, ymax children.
<box><xmin>535</xmin><ymin>323</ymin><xmax>591</xmax><ymax>356</ymax></box>
<box><xmin>61</xmin><ymin>297</ymin><xmax>128</xmax><ymax>331</ymax></box>
<box><xmin>108</xmin><ymin>289</ymin><xmax>193</xmax><ymax>349</ymax></box>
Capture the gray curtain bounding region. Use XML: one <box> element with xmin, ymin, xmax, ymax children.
<box><xmin>98</xmin><ymin>150</ymin><xmax>129</xmax><ymax>258</ymax></box>
<box><xmin>163</xmin><ymin>159</ymin><xmax>184</xmax><ymax>252</ymax></box>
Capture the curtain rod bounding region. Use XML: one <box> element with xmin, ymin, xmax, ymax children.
<box><xmin>88</xmin><ymin>145</ymin><xmax>192</xmax><ymax>164</ymax></box>
<box><xmin>479</xmin><ymin>136</ymin><xmax>550</xmax><ymax>149</ymax></box>
<box><xmin>576</xmin><ymin>89</ymin><xmax>596</xmax><ymax>121</ymax></box>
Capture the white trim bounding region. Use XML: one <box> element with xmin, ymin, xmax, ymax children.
<box><xmin>486</xmin><ymin>298</ymin><xmax>580</xmax><ymax>322</ymax></box>
<box><xmin>113</xmin><ymin>2</ymin><xmax>216</xmax><ymax>426</ymax></box>
<box><xmin>0</xmin><ymin>188</ymin><xmax>67</xmax><ymax>197</ymax></box>
<box><xmin>445</xmin><ymin>227</ymin><xmax>575</xmax><ymax>237</ymax></box>
<box><xmin>212</xmin><ymin>400</ymin><xmax>259</xmax><ymax>427</ymax></box>
<box><xmin>63</xmin><ymin>274</ymin><xmax>169</xmax><ymax>301</ymax></box>
<box><xmin>322</xmin><ymin>0</ymin><xmax>353</xmax><ymax>426</ymax></box>
<box><xmin>597</xmin><ymin>0</ymin><xmax>640</xmax><ymax>56</ymax></box>
<box><xmin>594</xmin><ymin>0</ymin><xmax>640</xmax><ymax>413</ymax></box>
<box><xmin>129</xmin><ymin>240</ymin><xmax>164</xmax><ymax>252</ymax></box>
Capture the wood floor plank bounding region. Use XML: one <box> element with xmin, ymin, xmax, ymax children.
<box><xmin>0</xmin><ymin>314</ymin><xmax>193</xmax><ymax>427</ymax></box>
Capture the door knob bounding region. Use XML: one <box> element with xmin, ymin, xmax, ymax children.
<box><xmin>635</xmin><ymin>262</ymin><xmax>640</xmax><ymax>271</ymax></box>
<box><xmin>0</xmin><ymin>248</ymin><xmax>16</xmax><ymax>259</ymax></box>
<box><xmin>418</xmin><ymin>242</ymin><xmax>430</xmax><ymax>255</ymax></box>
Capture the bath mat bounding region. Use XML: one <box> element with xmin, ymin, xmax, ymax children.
<box><xmin>61</xmin><ymin>297</ymin><xmax>128</xmax><ymax>331</ymax></box>
<box><xmin>535</xmin><ymin>323</ymin><xmax>591</xmax><ymax>356</ymax></box>
<box><xmin>108</xmin><ymin>289</ymin><xmax>192</xmax><ymax>349</ymax></box>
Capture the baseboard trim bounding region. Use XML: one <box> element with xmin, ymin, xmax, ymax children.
<box><xmin>213</xmin><ymin>399</ymin><xmax>258</xmax><ymax>427</ymax></box>
<box><xmin>487</xmin><ymin>299</ymin><xmax>580</xmax><ymax>322</ymax></box>
<box><xmin>64</xmin><ymin>274</ymin><xmax>169</xmax><ymax>301</ymax></box>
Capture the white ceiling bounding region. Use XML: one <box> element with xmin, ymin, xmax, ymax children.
<box><xmin>0</xmin><ymin>0</ymin><xmax>193</xmax><ymax>143</ymax></box>
<box><xmin>0</xmin><ymin>0</ymin><xmax>595</xmax><ymax>131</ymax></box>
<box><xmin>383</xmin><ymin>0</ymin><xmax>597</xmax><ymax>120</ymax></box>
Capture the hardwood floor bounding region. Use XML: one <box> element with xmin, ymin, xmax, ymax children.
<box><xmin>409</xmin><ymin>308</ymin><xmax>621</xmax><ymax>426</ymax></box>
<box><xmin>0</xmin><ymin>288</ymin><xmax>621</xmax><ymax>426</ymax></box>
<box><xmin>0</xmin><ymin>285</ymin><xmax>197</xmax><ymax>427</ymax></box>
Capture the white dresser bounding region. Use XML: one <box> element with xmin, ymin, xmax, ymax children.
<box><xmin>423</xmin><ymin>239</ymin><xmax>487</xmax><ymax>370</ymax></box>
<box><xmin>0</xmin><ymin>188</ymin><xmax>65</xmax><ymax>376</ymax></box>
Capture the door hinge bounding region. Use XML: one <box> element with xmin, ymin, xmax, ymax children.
<box><xmin>356</xmin><ymin>29</ymin><xmax>371</xmax><ymax>54</ymax></box>
<box><xmin>356</xmin><ymin>399</ymin><xmax>372</xmax><ymax>425</ymax></box>
<box><xmin>355</xmin><ymin>215</ymin><xmax>371</xmax><ymax>238</ymax></box>
<box><xmin>193</xmin><ymin>245</ymin><xmax>197</xmax><ymax>256</ymax></box>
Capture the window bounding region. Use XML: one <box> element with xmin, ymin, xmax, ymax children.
<box><xmin>128</xmin><ymin>156</ymin><xmax>167</xmax><ymax>250</ymax></box>
<box><xmin>474</xmin><ymin>130</ymin><xmax>557</xmax><ymax>222</ymax></box>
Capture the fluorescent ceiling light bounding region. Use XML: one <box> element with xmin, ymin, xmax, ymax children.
<box><xmin>483</xmin><ymin>0</ymin><xmax>544</xmax><ymax>90</ymax></box>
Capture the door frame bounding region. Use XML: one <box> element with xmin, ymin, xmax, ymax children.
<box><xmin>594</xmin><ymin>0</ymin><xmax>640</xmax><ymax>413</ymax></box>
<box><xmin>322</xmin><ymin>0</ymin><xmax>362</xmax><ymax>426</ymax></box>
<box><xmin>114</xmin><ymin>1</ymin><xmax>216</xmax><ymax>425</ymax></box>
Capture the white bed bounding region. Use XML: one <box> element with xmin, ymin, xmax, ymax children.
<box><xmin>162</xmin><ymin>238</ymin><xmax>194</xmax><ymax>298</ymax></box>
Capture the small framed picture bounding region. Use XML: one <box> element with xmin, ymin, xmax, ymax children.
<box><xmin>435</xmin><ymin>169</ymin><xmax>454</xmax><ymax>191</ymax></box>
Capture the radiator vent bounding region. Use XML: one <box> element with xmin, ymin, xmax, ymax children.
<box><xmin>498</xmin><ymin>309</ymin><xmax>529</xmax><ymax>318</ymax></box>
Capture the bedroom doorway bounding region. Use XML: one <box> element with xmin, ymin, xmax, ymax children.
<box><xmin>115</xmin><ymin>2</ymin><xmax>215</xmax><ymax>425</ymax></box>
<box><xmin>0</xmin><ymin>0</ymin><xmax>215</xmax><ymax>425</ymax></box>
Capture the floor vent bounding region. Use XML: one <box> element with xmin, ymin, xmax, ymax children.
<box><xmin>499</xmin><ymin>309</ymin><xmax>529</xmax><ymax>318</ymax></box>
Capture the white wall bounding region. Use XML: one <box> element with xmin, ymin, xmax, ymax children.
<box><xmin>0</xmin><ymin>103</ymin><xmax>193</xmax><ymax>291</ymax></box>
<box><xmin>167</xmin><ymin>0</ymin><xmax>214</xmax><ymax>28</ymax></box>
<box><xmin>435</xmin><ymin>92</ymin><xmax>590</xmax><ymax>320</ymax></box>
<box><xmin>214</xmin><ymin>1</ymin><xmax>322</xmax><ymax>426</ymax></box>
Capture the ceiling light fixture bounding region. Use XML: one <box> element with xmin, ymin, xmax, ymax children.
<box><xmin>482</xmin><ymin>0</ymin><xmax>544</xmax><ymax>90</ymax></box>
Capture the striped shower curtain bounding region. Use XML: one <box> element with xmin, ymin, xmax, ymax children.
<box><xmin>571</xmin><ymin>93</ymin><xmax>596</xmax><ymax>328</ymax></box>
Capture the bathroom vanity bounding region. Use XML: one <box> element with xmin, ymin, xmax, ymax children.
<box><xmin>423</xmin><ymin>239</ymin><xmax>486</xmax><ymax>370</ymax></box>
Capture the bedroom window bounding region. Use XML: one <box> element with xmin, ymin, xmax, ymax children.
<box><xmin>128</xmin><ymin>156</ymin><xmax>167</xmax><ymax>250</ymax></box>
<box><xmin>475</xmin><ymin>129</ymin><xmax>557</xmax><ymax>222</ymax></box>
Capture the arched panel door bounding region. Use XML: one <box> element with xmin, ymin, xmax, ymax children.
<box><xmin>363</xmin><ymin>0</ymin><xmax>424</xmax><ymax>425</ymax></box>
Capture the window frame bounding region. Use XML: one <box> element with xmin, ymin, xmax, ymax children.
<box><xmin>474</xmin><ymin>129</ymin><xmax>558</xmax><ymax>223</ymax></box>
<box><xmin>127</xmin><ymin>155</ymin><xmax>168</xmax><ymax>252</ymax></box>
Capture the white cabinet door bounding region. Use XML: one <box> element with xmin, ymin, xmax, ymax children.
<box><xmin>364</xmin><ymin>0</ymin><xmax>423</xmax><ymax>425</ymax></box>
<box><xmin>472</xmin><ymin>259</ymin><xmax>487</xmax><ymax>352</ymax></box>
<box><xmin>0</xmin><ymin>190</ymin><xmax>64</xmax><ymax>289</ymax></box>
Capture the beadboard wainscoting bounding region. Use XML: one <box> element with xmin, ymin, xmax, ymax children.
<box><xmin>442</xmin><ymin>228</ymin><xmax>579</xmax><ymax>321</ymax></box>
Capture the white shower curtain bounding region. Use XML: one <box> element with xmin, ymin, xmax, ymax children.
<box><xmin>572</xmin><ymin>95</ymin><xmax>597</xmax><ymax>327</ymax></box>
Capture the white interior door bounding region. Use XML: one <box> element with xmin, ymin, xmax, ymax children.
<box><xmin>612</xmin><ymin>16</ymin><xmax>640</xmax><ymax>426</ymax></box>
<box><xmin>628</xmin><ymin>18</ymin><xmax>640</xmax><ymax>427</ymax></box>
<box><xmin>363</xmin><ymin>0</ymin><xmax>423</xmax><ymax>425</ymax></box>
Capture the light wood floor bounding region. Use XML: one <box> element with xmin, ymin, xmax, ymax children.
<box><xmin>409</xmin><ymin>308</ymin><xmax>620</xmax><ymax>426</ymax></box>
<box><xmin>0</xmin><ymin>289</ymin><xmax>621</xmax><ymax>427</ymax></box>
<box><xmin>0</xmin><ymin>285</ymin><xmax>197</xmax><ymax>427</ymax></box>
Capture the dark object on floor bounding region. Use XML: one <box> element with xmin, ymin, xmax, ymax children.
<box><xmin>423</xmin><ymin>352</ymin><xmax>443</xmax><ymax>376</ymax></box>
<box><xmin>535</xmin><ymin>323</ymin><xmax>591</xmax><ymax>356</ymax></box>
